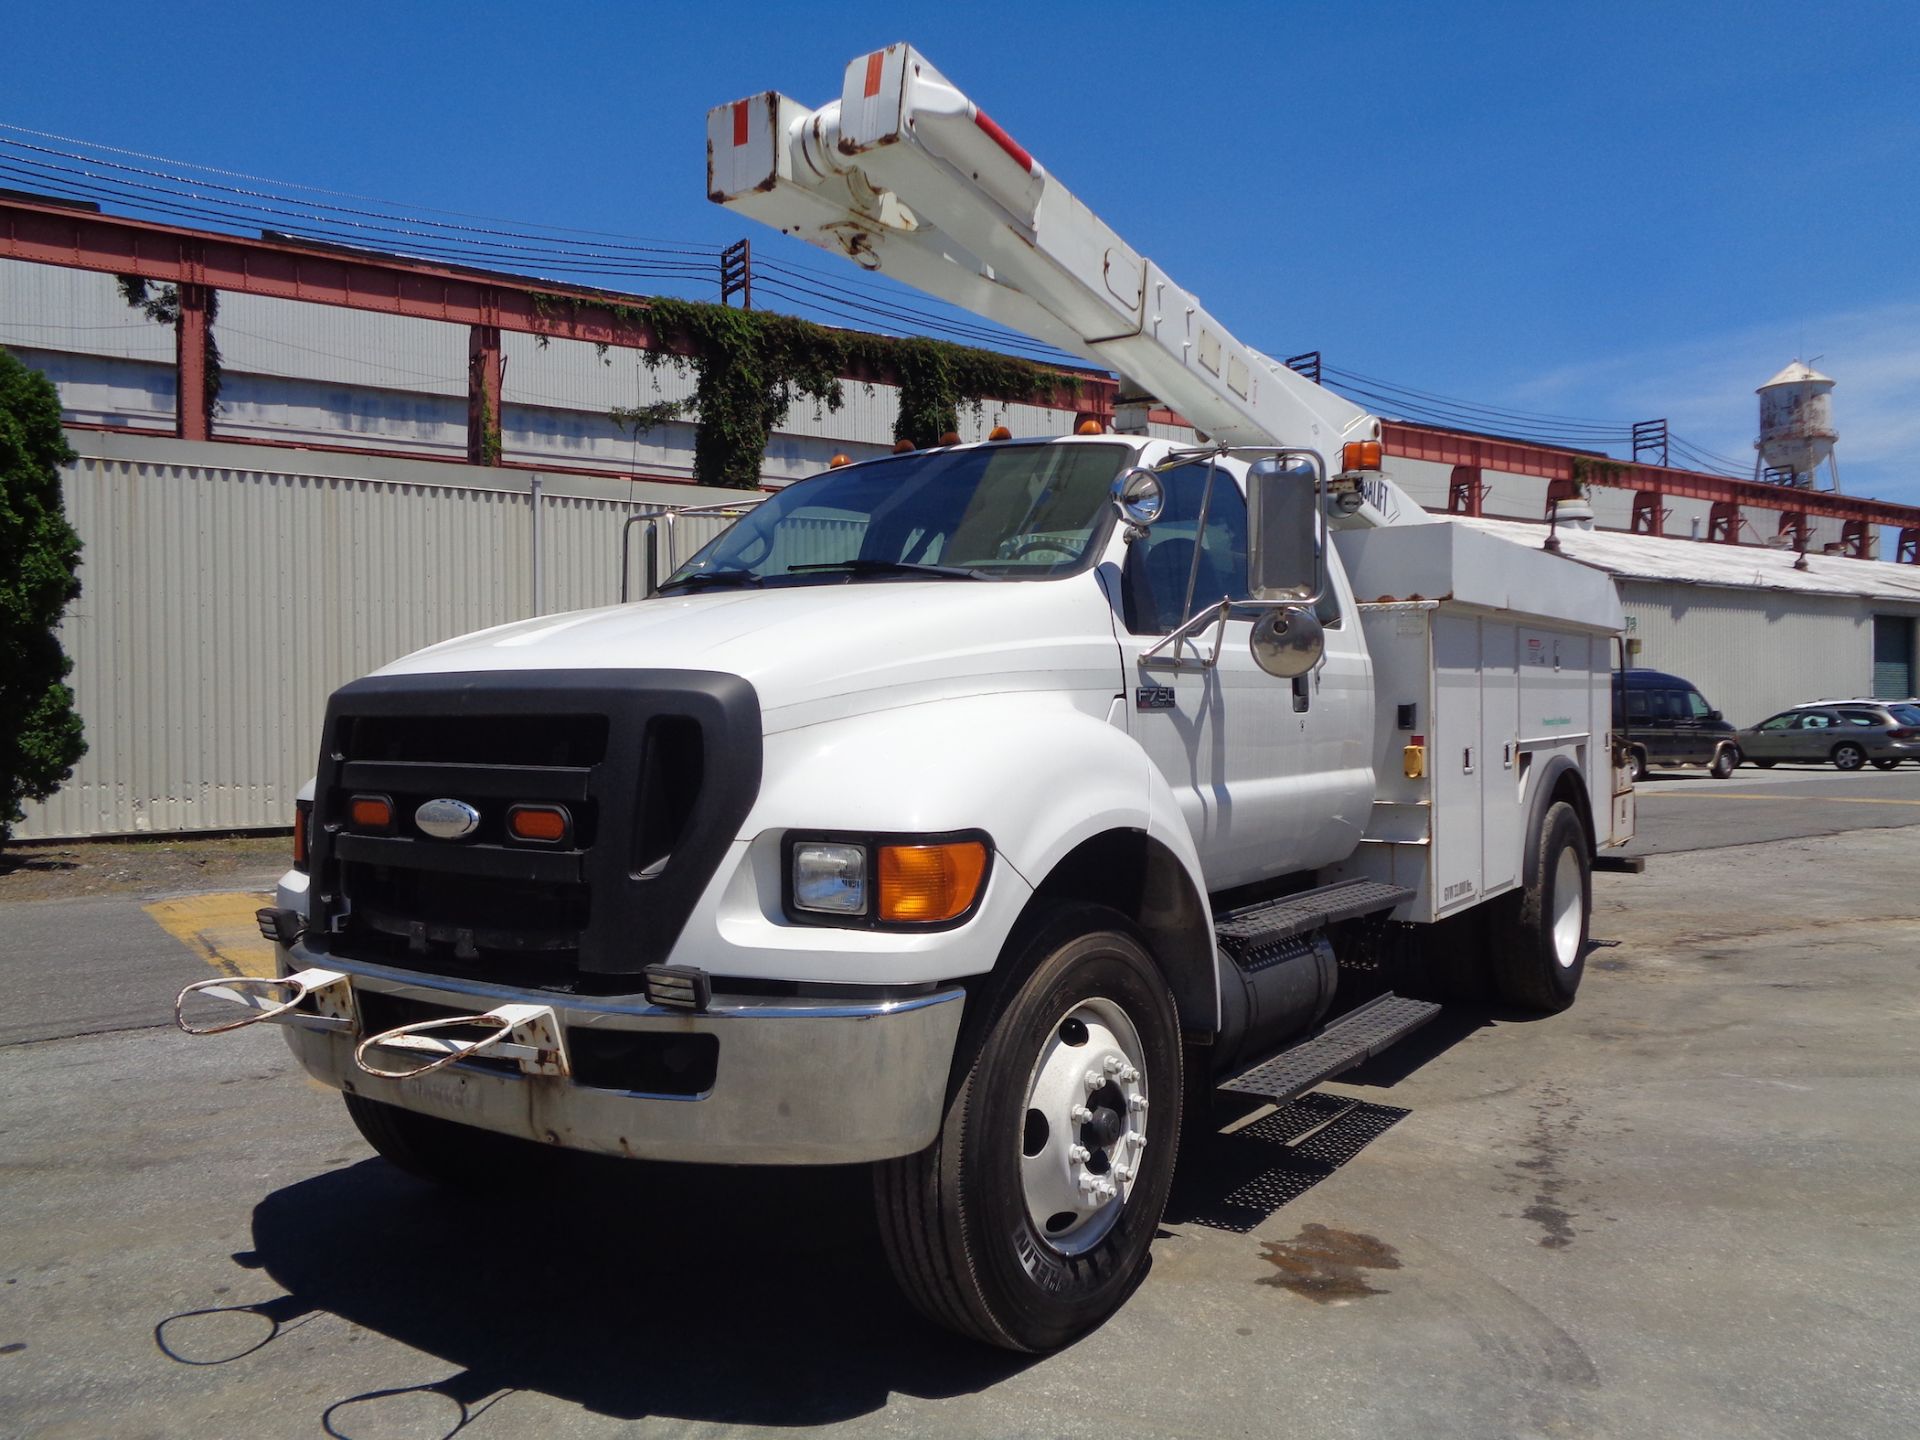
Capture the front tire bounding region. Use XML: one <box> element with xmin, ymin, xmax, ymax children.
<box><xmin>1832</xmin><ymin>742</ymin><xmax>1867</xmax><ymax>772</ymax></box>
<box><xmin>342</xmin><ymin>1092</ymin><xmax>531</xmax><ymax>1187</ymax></box>
<box><xmin>1491</xmin><ymin>801</ymin><xmax>1590</xmax><ymax>1013</ymax></box>
<box><xmin>874</xmin><ymin>904</ymin><xmax>1181</xmax><ymax>1352</ymax></box>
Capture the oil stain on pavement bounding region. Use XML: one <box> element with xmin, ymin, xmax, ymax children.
<box><xmin>1256</xmin><ymin>1223</ymin><xmax>1401</xmax><ymax>1302</ymax></box>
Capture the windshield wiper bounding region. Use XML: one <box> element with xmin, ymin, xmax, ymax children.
<box><xmin>784</xmin><ymin>559</ymin><xmax>986</xmax><ymax>581</ymax></box>
<box><xmin>657</xmin><ymin>568</ymin><xmax>765</xmax><ymax>592</ymax></box>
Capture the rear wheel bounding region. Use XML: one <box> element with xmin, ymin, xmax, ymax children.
<box><xmin>1872</xmin><ymin>758</ymin><xmax>1901</xmax><ymax>771</ymax></box>
<box><xmin>1491</xmin><ymin>801</ymin><xmax>1590</xmax><ymax>1013</ymax></box>
<box><xmin>1832</xmin><ymin>742</ymin><xmax>1867</xmax><ymax>772</ymax></box>
<box><xmin>874</xmin><ymin>904</ymin><xmax>1181</xmax><ymax>1352</ymax></box>
<box><xmin>1629</xmin><ymin>748</ymin><xmax>1649</xmax><ymax>783</ymax></box>
<box><xmin>1710</xmin><ymin>745</ymin><xmax>1739</xmax><ymax>779</ymax></box>
<box><xmin>1751</xmin><ymin>758</ymin><xmax>1776</xmax><ymax>769</ymax></box>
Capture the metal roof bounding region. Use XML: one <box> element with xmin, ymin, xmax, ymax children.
<box><xmin>1451</xmin><ymin>515</ymin><xmax>1920</xmax><ymax>605</ymax></box>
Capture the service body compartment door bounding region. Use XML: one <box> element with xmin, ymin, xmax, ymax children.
<box><xmin>1431</xmin><ymin>614</ymin><xmax>1484</xmax><ymax>915</ymax></box>
<box><xmin>1480</xmin><ymin>620</ymin><xmax>1521</xmax><ymax>896</ymax></box>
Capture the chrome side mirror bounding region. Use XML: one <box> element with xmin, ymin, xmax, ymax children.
<box><xmin>1111</xmin><ymin>467</ymin><xmax>1165</xmax><ymax>530</ymax></box>
<box><xmin>1246</xmin><ymin>453</ymin><xmax>1323</xmax><ymax>602</ymax></box>
<box><xmin>1249</xmin><ymin>606</ymin><xmax>1325</xmax><ymax>678</ymax></box>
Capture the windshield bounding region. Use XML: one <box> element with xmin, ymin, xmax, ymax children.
<box><xmin>663</xmin><ymin>442</ymin><xmax>1131</xmax><ymax>590</ymax></box>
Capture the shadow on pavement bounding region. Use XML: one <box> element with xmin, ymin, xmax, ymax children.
<box><xmin>169</xmin><ymin>1153</ymin><xmax>1035</xmax><ymax>1428</ymax></box>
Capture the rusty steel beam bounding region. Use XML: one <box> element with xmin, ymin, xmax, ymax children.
<box><xmin>175</xmin><ymin>282</ymin><xmax>210</xmax><ymax>441</ymax></box>
<box><xmin>466</xmin><ymin>325</ymin><xmax>502</xmax><ymax>466</ymax></box>
<box><xmin>0</xmin><ymin>196</ymin><xmax>1097</xmax><ymax>412</ymax></box>
<box><xmin>1382</xmin><ymin>420</ymin><xmax>1920</xmax><ymax>534</ymax></box>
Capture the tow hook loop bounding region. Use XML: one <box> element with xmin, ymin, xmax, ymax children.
<box><xmin>174</xmin><ymin>968</ymin><xmax>351</xmax><ymax>1036</ymax></box>
<box><xmin>354</xmin><ymin>1003</ymin><xmax>571</xmax><ymax>1082</ymax></box>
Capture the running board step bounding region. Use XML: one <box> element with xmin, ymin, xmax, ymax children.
<box><xmin>1220</xmin><ymin>993</ymin><xmax>1442</xmax><ymax>1105</ymax></box>
<box><xmin>1214</xmin><ymin>878</ymin><xmax>1415</xmax><ymax>968</ymax></box>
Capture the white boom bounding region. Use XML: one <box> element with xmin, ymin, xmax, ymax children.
<box><xmin>707</xmin><ymin>43</ymin><xmax>1427</xmax><ymax>528</ymax></box>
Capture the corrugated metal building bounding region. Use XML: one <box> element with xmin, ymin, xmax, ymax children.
<box><xmin>15</xmin><ymin>432</ymin><xmax>747</xmax><ymax>840</ymax></box>
<box><xmin>0</xmin><ymin>258</ymin><xmax>1096</xmax><ymax>482</ymax></box>
<box><xmin>7</xmin><ymin>254</ymin><xmax>1918</xmax><ymax>840</ymax></box>
<box><xmin>1455</xmin><ymin>516</ymin><xmax>1920</xmax><ymax>725</ymax></box>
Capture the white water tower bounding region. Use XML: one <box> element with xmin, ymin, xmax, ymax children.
<box><xmin>1755</xmin><ymin>360</ymin><xmax>1839</xmax><ymax>490</ymax></box>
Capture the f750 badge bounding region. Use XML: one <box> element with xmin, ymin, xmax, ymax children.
<box><xmin>1135</xmin><ymin>686</ymin><xmax>1176</xmax><ymax>711</ymax></box>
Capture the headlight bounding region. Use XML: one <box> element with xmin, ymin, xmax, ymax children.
<box><xmin>792</xmin><ymin>842</ymin><xmax>869</xmax><ymax>916</ymax></box>
<box><xmin>785</xmin><ymin>832</ymin><xmax>992</xmax><ymax>928</ymax></box>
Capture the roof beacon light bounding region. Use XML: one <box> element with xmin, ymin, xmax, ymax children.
<box><xmin>988</xmin><ymin>425</ymin><xmax>1012</xmax><ymax>441</ymax></box>
<box><xmin>1342</xmin><ymin>440</ymin><xmax>1383</xmax><ymax>473</ymax></box>
<box><xmin>1076</xmin><ymin>419</ymin><xmax>1105</xmax><ymax>436</ymax></box>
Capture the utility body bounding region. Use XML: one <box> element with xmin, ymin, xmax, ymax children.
<box><xmin>183</xmin><ymin>45</ymin><xmax>1633</xmax><ymax>1351</ymax></box>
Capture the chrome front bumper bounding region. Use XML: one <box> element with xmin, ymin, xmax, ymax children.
<box><xmin>273</xmin><ymin>950</ymin><xmax>966</xmax><ymax>1165</ymax></box>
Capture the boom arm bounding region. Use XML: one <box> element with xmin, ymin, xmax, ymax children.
<box><xmin>707</xmin><ymin>43</ymin><xmax>1427</xmax><ymax>527</ymax></box>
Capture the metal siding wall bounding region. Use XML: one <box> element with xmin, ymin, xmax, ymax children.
<box><xmin>15</xmin><ymin>439</ymin><xmax>739</xmax><ymax>840</ymax></box>
<box><xmin>1617</xmin><ymin>581</ymin><xmax>1891</xmax><ymax>726</ymax></box>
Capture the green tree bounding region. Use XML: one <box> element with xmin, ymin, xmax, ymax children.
<box><xmin>0</xmin><ymin>349</ymin><xmax>86</xmax><ymax>846</ymax></box>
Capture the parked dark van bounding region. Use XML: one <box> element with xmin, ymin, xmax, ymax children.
<box><xmin>1612</xmin><ymin>668</ymin><xmax>1741</xmax><ymax>779</ymax></box>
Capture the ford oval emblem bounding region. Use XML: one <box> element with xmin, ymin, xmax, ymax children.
<box><xmin>415</xmin><ymin>798</ymin><xmax>481</xmax><ymax>840</ymax></box>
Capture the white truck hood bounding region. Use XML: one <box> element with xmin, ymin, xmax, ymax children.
<box><xmin>375</xmin><ymin>576</ymin><xmax>1127</xmax><ymax>733</ymax></box>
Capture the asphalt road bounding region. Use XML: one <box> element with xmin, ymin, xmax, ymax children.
<box><xmin>4</xmin><ymin>772</ymin><xmax>1918</xmax><ymax>1438</ymax></box>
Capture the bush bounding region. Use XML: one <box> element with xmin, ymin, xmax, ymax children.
<box><xmin>0</xmin><ymin>349</ymin><xmax>86</xmax><ymax>846</ymax></box>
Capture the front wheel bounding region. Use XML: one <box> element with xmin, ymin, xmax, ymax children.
<box><xmin>1491</xmin><ymin>801</ymin><xmax>1590</xmax><ymax>1013</ymax></box>
<box><xmin>1832</xmin><ymin>742</ymin><xmax>1867</xmax><ymax>772</ymax></box>
<box><xmin>342</xmin><ymin>1091</ymin><xmax>533</xmax><ymax>1187</ymax></box>
<box><xmin>1710</xmin><ymin>745</ymin><xmax>1740</xmax><ymax>779</ymax></box>
<box><xmin>874</xmin><ymin>904</ymin><xmax>1181</xmax><ymax>1352</ymax></box>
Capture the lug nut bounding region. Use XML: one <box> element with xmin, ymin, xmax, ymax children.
<box><xmin>1119</xmin><ymin>1065</ymin><xmax>1139</xmax><ymax>1084</ymax></box>
<box><xmin>1085</xmin><ymin>1070</ymin><xmax>1104</xmax><ymax>1091</ymax></box>
<box><xmin>1071</xmin><ymin>1105</ymin><xmax>1094</xmax><ymax>1123</ymax></box>
<box><xmin>1114</xmin><ymin>1165</ymin><xmax>1134</xmax><ymax>1183</ymax></box>
<box><xmin>1128</xmin><ymin>1094</ymin><xmax>1148</xmax><ymax>1112</ymax></box>
<box><xmin>1068</xmin><ymin>1144</ymin><xmax>1090</xmax><ymax>1163</ymax></box>
<box><xmin>1104</xmin><ymin>1055</ymin><xmax>1124</xmax><ymax>1074</ymax></box>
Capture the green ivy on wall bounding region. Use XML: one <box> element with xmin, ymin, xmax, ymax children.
<box><xmin>537</xmin><ymin>291</ymin><xmax>1076</xmax><ymax>490</ymax></box>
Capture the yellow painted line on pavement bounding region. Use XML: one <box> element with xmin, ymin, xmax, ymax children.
<box><xmin>144</xmin><ymin>891</ymin><xmax>277</xmax><ymax>977</ymax></box>
<box><xmin>1637</xmin><ymin>791</ymin><xmax>1920</xmax><ymax>806</ymax></box>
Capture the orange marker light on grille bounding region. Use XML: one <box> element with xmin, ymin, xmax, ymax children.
<box><xmin>292</xmin><ymin>803</ymin><xmax>310</xmax><ymax>868</ymax></box>
<box><xmin>877</xmin><ymin>841</ymin><xmax>989</xmax><ymax>923</ymax></box>
<box><xmin>508</xmin><ymin>804</ymin><xmax>570</xmax><ymax>844</ymax></box>
<box><xmin>349</xmin><ymin>794</ymin><xmax>393</xmax><ymax>831</ymax></box>
<box><xmin>1342</xmin><ymin>440</ymin><xmax>1383</xmax><ymax>472</ymax></box>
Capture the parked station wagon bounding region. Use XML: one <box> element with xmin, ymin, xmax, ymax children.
<box><xmin>1741</xmin><ymin>700</ymin><xmax>1920</xmax><ymax>771</ymax></box>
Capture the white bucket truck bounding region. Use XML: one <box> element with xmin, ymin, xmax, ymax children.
<box><xmin>181</xmin><ymin>45</ymin><xmax>1633</xmax><ymax>1351</ymax></box>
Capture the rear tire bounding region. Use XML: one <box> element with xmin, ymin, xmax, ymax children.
<box><xmin>873</xmin><ymin>903</ymin><xmax>1181</xmax><ymax>1352</ymax></box>
<box><xmin>1832</xmin><ymin>742</ymin><xmax>1867</xmax><ymax>772</ymax></box>
<box><xmin>1491</xmin><ymin>801</ymin><xmax>1590</xmax><ymax>1013</ymax></box>
<box><xmin>1710</xmin><ymin>745</ymin><xmax>1739</xmax><ymax>779</ymax></box>
<box><xmin>1629</xmin><ymin>748</ymin><xmax>1649</xmax><ymax>783</ymax></box>
<box><xmin>1872</xmin><ymin>758</ymin><xmax>1901</xmax><ymax>772</ymax></box>
<box><xmin>1752</xmin><ymin>758</ymin><xmax>1776</xmax><ymax>769</ymax></box>
<box><xmin>342</xmin><ymin>1092</ymin><xmax>532</xmax><ymax>1188</ymax></box>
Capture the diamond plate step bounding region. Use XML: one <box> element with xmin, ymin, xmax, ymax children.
<box><xmin>1219</xmin><ymin>992</ymin><xmax>1442</xmax><ymax>1104</ymax></box>
<box><xmin>1214</xmin><ymin>879</ymin><xmax>1415</xmax><ymax>969</ymax></box>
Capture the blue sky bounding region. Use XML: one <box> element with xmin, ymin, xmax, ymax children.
<box><xmin>9</xmin><ymin>1</ymin><xmax>1918</xmax><ymax>502</ymax></box>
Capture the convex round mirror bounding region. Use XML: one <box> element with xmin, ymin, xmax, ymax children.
<box><xmin>1111</xmin><ymin>467</ymin><xmax>1165</xmax><ymax>528</ymax></box>
<box><xmin>1249</xmin><ymin>605</ymin><xmax>1325</xmax><ymax>678</ymax></box>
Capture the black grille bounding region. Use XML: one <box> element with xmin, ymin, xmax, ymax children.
<box><xmin>305</xmin><ymin>670</ymin><xmax>761</xmax><ymax>990</ymax></box>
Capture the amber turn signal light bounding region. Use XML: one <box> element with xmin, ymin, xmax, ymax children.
<box><xmin>507</xmin><ymin>804</ymin><xmax>571</xmax><ymax>845</ymax></box>
<box><xmin>1342</xmin><ymin>440</ymin><xmax>1384</xmax><ymax>472</ymax></box>
<box><xmin>348</xmin><ymin>794</ymin><xmax>393</xmax><ymax>832</ymax></box>
<box><xmin>877</xmin><ymin>841</ymin><xmax>989</xmax><ymax>923</ymax></box>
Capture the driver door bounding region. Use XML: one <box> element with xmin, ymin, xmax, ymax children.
<box><xmin>1113</xmin><ymin>461</ymin><xmax>1372</xmax><ymax>890</ymax></box>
